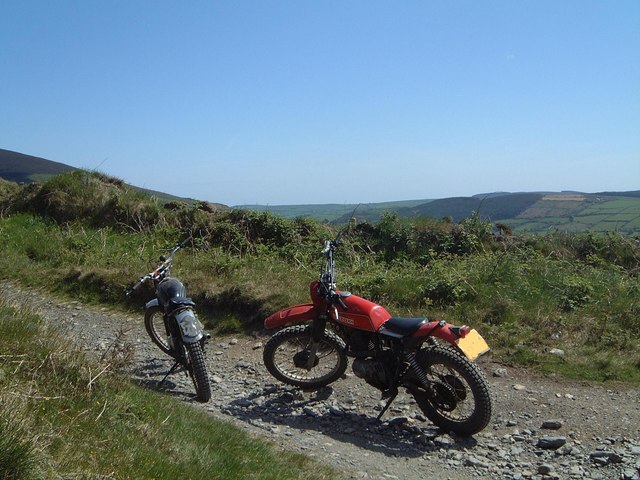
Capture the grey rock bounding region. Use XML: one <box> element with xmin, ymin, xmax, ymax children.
<box><xmin>329</xmin><ymin>406</ymin><xmax>344</xmax><ymax>416</ymax></box>
<box><xmin>463</xmin><ymin>456</ymin><xmax>490</xmax><ymax>468</ymax></box>
<box><xmin>537</xmin><ymin>437</ymin><xmax>567</xmax><ymax>449</ymax></box>
<box><xmin>303</xmin><ymin>407</ymin><xmax>320</xmax><ymax>417</ymax></box>
<box><xmin>388</xmin><ymin>417</ymin><xmax>408</xmax><ymax>426</ymax></box>
<box><xmin>235</xmin><ymin>398</ymin><xmax>253</xmax><ymax>408</ymax></box>
<box><xmin>541</xmin><ymin>420</ymin><xmax>563</xmax><ymax>430</ymax></box>
<box><xmin>537</xmin><ymin>464</ymin><xmax>554</xmax><ymax>475</ymax></box>
<box><xmin>589</xmin><ymin>450</ymin><xmax>623</xmax><ymax>464</ymax></box>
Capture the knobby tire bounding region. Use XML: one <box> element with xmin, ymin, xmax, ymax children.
<box><xmin>186</xmin><ymin>341</ymin><xmax>211</xmax><ymax>402</ymax></box>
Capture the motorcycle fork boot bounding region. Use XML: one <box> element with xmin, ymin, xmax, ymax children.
<box><xmin>305</xmin><ymin>315</ymin><xmax>328</xmax><ymax>369</ymax></box>
<box><xmin>310</xmin><ymin>315</ymin><xmax>328</xmax><ymax>342</ymax></box>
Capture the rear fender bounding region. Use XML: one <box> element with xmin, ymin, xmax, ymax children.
<box><xmin>264</xmin><ymin>304</ymin><xmax>317</xmax><ymax>329</ymax></box>
<box><xmin>414</xmin><ymin>320</ymin><xmax>460</xmax><ymax>344</ymax></box>
<box><xmin>414</xmin><ymin>320</ymin><xmax>490</xmax><ymax>360</ymax></box>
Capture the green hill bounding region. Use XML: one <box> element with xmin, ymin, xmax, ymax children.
<box><xmin>398</xmin><ymin>193</ymin><xmax>544</xmax><ymax>222</ymax></box>
<box><xmin>237</xmin><ymin>199</ymin><xmax>432</xmax><ymax>223</ymax></box>
<box><xmin>3</xmin><ymin>147</ymin><xmax>638</xmax><ymax>233</ymax></box>
<box><xmin>0</xmin><ymin>148</ymin><xmax>220</xmax><ymax>207</ymax></box>
<box><xmin>242</xmin><ymin>192</ymin><xmax>640</xmax><ymax>234</ymax></box>
<box><xmin>0</xmin><ymin>148</ymin><xmax>76</xmax><ymax>182</ymax></box>
<box><xmin>505</xmin><ymin>193</ymin><xmax>640</xmax><ymax>234</ymax></box>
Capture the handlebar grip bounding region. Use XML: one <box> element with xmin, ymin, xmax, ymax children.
<box><xmin>126</xmin><ymin>275</ymin><xmax>148</xmax><ymax>295</ymax></box>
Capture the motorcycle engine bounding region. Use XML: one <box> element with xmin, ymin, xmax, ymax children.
<box><xmin>352</xmin><ymin>358</ymin><xmax>391</xmax><ymax>391</ymax></box>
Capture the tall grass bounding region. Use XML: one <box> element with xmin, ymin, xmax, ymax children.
<box><xmin>0</xmin><ymin>298</ymin><xmax>336</xmax><ymax>480</ymax></box>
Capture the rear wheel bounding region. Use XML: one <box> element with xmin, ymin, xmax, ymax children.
<box><xmin>185</xmin><ymin>342</ymin><xmax>211</xmax><ymax>402</ymax></box>
<box><xmin>263</xmin><ymin>325</ymin><xmax>347</xmax><ymax>389</ymax></box>
<box><xmin>409</xmin><ymin>345</ymin><xmax>492</xmax><ymax>436</ymax></box>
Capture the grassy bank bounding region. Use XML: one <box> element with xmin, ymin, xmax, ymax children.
<box><xmin>0</xmin><ymin>298</ymin><xmax>336</xmax><ymax>480</ymax></box>
<box><xmin>0</xmin><ymin>171</ymin><xmax>639</xmax><ymax>384</ymax></box>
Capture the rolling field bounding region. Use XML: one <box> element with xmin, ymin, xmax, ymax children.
<box><xmin>502</xmin><ymin>196</ymin><xmax>640</xmax><ymax>233</ymax></box>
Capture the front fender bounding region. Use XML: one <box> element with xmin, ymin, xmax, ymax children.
<box><xmin>145</xmin><ymin>298</ymin><xmax>160</xmax><ymax>310</ymax></box>
<box><xmin>174</xmin><ymin>308</ymin><xmax>204</xmax><ymax>344</ymax></box>
<box><xmin>264</xmin><ymin>304</ymin><xmax>317</xmax><ymax>329</ymax></box>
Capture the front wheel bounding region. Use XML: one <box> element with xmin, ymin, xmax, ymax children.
<box><xmin>185</xmin><ymin>342</ymin><xmax>211</xmax><ymax>402</ymax></box>
<box><xmin>263</xmin><ymin>325</ymin><xmax>348</xmax><ymax>389</ymax></box>
<box><xmin>144</xmin><ymin>305</ymin><xmax>173</xmax><ymax>356</ymax></box>
<box><xmin>408</xmin><ymin>345</ymin><xmax>492</xmax><ymax>436</ymax></box>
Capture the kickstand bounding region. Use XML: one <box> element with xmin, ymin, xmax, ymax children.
<box><xmin>376</xmin><ymin>390</ymin><xmax>398</xmax><ymax>421</ymax></box>
<box><xmin>159</xmin><ymin>361</ymin><xmax>181</xmax><ymax>388</ymax></box>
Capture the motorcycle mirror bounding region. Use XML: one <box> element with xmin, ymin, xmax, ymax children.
<box><xmin>159</xmin><ymin>255</ymin><xmax>167</xmax><ymax>261</ymax></box>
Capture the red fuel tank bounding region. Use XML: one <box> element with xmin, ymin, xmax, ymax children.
<box><xmin>334</xmin><ymin>292</ymin><xmax>392</xmax><ymax>332</ymax></box>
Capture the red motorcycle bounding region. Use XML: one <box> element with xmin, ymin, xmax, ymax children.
<box><xmin>263</xmin><ymin>232</ymin><xmax>492</xmax><ymax>436</ymax></box>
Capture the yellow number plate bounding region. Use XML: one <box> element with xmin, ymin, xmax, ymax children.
<box><xmin>455</xmin><ymin>329</ymin><xmax>490</xmax><ymax>361</ymax></box>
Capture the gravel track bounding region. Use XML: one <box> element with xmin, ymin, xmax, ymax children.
<box><xmin>3</xmin><ymin>283</ymin><xmax>639</xmax><ymax>480</ymax></box>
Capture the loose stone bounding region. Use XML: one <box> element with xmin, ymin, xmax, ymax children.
<box><xmin>537</xmin><ymin>437</ymin><xmax>567</xmax><ymax>449</ymax></box>
<box><xmin>541</xmin><ymin>420</ymin><xmax>563</xmax><ymax>430</ymax></box>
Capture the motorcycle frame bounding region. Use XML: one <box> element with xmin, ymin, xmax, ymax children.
<box><xmin>264</xmin><ymin>281</ymin><xmax>463</xmax><ymax>347</ymax></box>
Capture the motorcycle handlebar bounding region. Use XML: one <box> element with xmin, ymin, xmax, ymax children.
<box><xmin>178</xmin><ymin>236</ymin><xmax>193</xmax><ymax>249</ymax></box>
<box><xmin>126</xmin><ymin>274</ymin><xmax>150</xmax><ymax>295</ymax></box>
<box><xmin>127</xmin><ymin>236</ymin><xmax>190</xmax><ymax>295</ymax></box>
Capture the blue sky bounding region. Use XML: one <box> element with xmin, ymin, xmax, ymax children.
<box><xmin>1</xmin><ymin>1</ymin><xmax>638</xmax><ymax>206</ymax></box>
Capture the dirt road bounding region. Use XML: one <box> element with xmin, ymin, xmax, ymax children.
<box><xmin>3</xmin><ymin>283</ymin><xmax>639</xmax><ymax>480</ymax></box>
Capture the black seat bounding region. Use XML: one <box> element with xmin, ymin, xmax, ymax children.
<box><xmin>382</xmin><ymin>317</ymin><xmax>427</xmax><ymax>337</ymax></box>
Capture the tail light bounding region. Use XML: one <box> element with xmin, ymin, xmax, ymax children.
<box><xmin>459</xmin><ymin>325</ymin><xmax>472</xmax><ymax>337</ymax></box>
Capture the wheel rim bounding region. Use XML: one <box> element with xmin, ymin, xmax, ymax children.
<box><xmin>148</xmin><ymin>310</ymin><xmax>170</xmax><ymax>352</ymax></box>
<box><xmin>272</xmin><ymin>333</ymin><xmax>343</xmax><ymax>384</ymax></box>
<box><xmin>427</xmin><ymin>363</ymin><xmax>475</xmax><ymax>421</ymax></box>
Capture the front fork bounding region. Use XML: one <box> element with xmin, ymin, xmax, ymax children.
<box><xmin>304</xmin><ymin>314</ymin><xmax>328</xmax><ymax>369</ymax></box>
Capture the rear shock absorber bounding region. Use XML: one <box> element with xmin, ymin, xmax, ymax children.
<box><xmin>405</xmin><ymin>350</ymin><xmax>432</xmax><ymax>390</ymax></box>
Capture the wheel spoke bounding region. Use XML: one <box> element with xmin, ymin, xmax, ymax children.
<box><xmin>263</xmin><ymin>325</ymin><xmax>347</xmax><ymax>388</ymax></box>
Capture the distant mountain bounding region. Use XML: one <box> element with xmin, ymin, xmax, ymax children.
<box><xmin>0</xmin><ymin>148</ymin><xmax>77</xmax><ymax>183</ymax></box>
